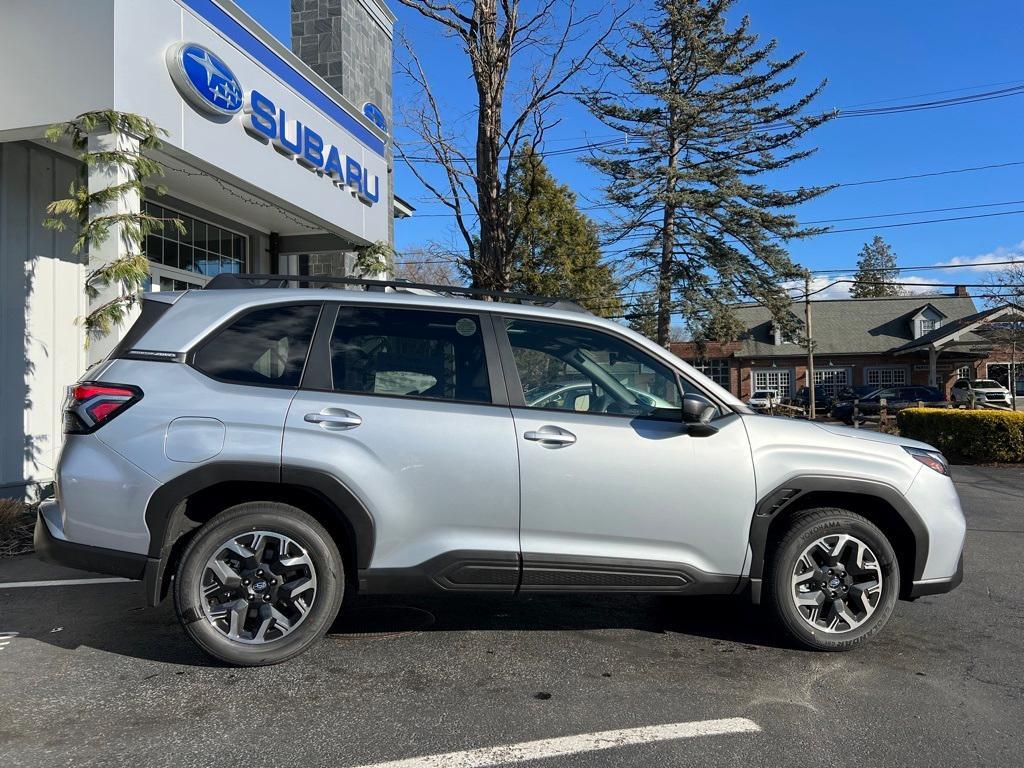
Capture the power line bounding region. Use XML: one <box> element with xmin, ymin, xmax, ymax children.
<box><xmin>392</xmin><ymin>256</ymin><xmax>1024</xmax><ymax>311</ymax></box>
<box><xmin>396</xmin><ymin>205</ymin><xmax>1024</xmax><ymax>266</ymax></box>
<box><xmin>604</xmin><ymin>280</ymin><xmax>1024</xmax><ymax>320</ymax></box>
<box><xmin>399</xmin><ymin>82</ymin><xmax>1024</xmax><ymax>164</ymax></box>
<box><xmin>406</xmin><ymin>160</ymin><xmax>1024</xmax><ymax>218</ymax></box>
<box><xmin>800</xmin><ymin>198</ymin><xmax>1024</xmax><ymax>225</ymax></box>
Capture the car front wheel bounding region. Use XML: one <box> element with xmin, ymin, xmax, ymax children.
<box><xmin>766</xmin><ymin>508</ymin><xmax>900</xmax><ymax>651</ymax></box>
<box><xmin>174</xmin><ymin>501</ymin><xmax>345</xmax><ymax>666</ymax></box>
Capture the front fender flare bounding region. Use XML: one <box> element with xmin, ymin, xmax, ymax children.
<box><xmin>747</xmin><ymin>475</ymin><xmax>929</xmax><ymax>603</ymax></box>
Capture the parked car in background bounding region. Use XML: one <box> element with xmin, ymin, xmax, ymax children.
<box><xmin>830</xmin><ymin>385</ymin><xmax>946</xmax><ymax>425</ymax></box>
<box><xmin>747</xmin><ymin>390</ymin><xmax>779</xmax><ymax>411</ymax></box>
<box><xmin>791</xmin><ymin>385</ymin><xmax>832</xmax><ymax>413</ymax></box>
<box><xmin>834</xmin><ymin>385</ymin><xmax>878</xmax><ymax>403</ymax></box>
<box><xmin>950</xmin><ymin>378</ymin><xmax>1013</xmax><ymax>408</ymax></box>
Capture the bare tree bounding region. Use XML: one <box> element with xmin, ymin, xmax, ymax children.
<box><xmin>984</xmin><ymin>262</ymin><xmax>1024</xmax><ymax>405</ymax></box>
<box><xmin>394</xmin><ymin>247</ymin><xmax>461</xmax><ymax>285</ymax></box>
<box><xmin>394</xmin><ymin>0</ymin><xmax>623</xmax><ymax>291</ymax></box>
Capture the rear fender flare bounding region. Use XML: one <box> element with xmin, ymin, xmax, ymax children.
<box><xmin>143</xmin><ymin>462</ymin><xmax>375</xmax><ymax>604</ymax></box>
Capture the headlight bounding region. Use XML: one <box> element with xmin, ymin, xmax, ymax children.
<box><xmin>904</xmin><ymin>446</ymin><xmax>949</xmax><ymax>476</ymax></box>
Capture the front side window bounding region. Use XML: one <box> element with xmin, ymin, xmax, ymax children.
<box><xmin>505</xmin><ymin>318</ymin><xmax>685</xmax><ymax>419</ymax></box>
<box><xmin>330</xmin><ymin>307</ymin><xmax>491</xmax><ymax>403</ymax></box>
<box><xmin>193</xmin><ymin>304</ymin><xmax>320</xmax><ymax>387</ymax></box>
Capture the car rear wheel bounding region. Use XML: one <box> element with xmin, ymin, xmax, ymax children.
<box><xmin>174</xmin><ymin>502</ymin><xmax>344</xmax><ymax>666</ymax></box>
<box><xmin>765</xmin><ymin>508</ymin><xmax>899</xmax><ymax>651</ymax></box>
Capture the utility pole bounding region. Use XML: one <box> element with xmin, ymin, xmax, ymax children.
<box><xmin>805</xmin><ymin>273</ymin><xmax>816</xmax><ymax>420</ymax></box>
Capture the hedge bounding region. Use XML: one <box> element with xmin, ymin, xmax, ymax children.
<box><xmin>897</xmin><ymin>407</ymin><xmax>1024</xmax><ymax>463</ymax></box>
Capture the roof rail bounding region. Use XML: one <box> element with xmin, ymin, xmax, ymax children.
<box><xmin>203</xmin><ymin>273</ymin><xmax>591</xmax><ymax>314</ymax></box>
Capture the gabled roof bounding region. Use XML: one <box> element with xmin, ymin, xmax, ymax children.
<box><xmin>893</xmin><ymin>304</ymin><xmax>1022</xmax><ymax>353</ymax></box>
<box><xmin>909</xmin><ymin>302</ymin><xmax>948</xmax><ymax>320</ymax></box>
<box><xmin>730</xmin><ymin>293</ymin><xmax>981</xmax><ymax>357</ymax></box>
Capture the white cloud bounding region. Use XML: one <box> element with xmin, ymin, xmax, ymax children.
<box><xmin>782</xmin><ymin>273</ymin><xmax>942</xmax><ymax>300</ymax></box>
<box><xmin>931</xmin><ymin>241</ymin><xmax>1024</xmax><ymax>274</ymax></box>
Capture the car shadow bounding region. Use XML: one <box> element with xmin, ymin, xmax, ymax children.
<box><xmin>8</xmin><ymin>582</ymin><xmax>795</xmax><ymax>666</ymax></box>
<box><xmin>331</xmin><ymin>592</ymin><xmax>795</xmax><ymax>650</ymax></box>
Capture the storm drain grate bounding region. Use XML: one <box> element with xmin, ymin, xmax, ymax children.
<box><xmin>327</xmin><ymin>604</ymin><xmax>435</xmax><ymax>640</ymax></box>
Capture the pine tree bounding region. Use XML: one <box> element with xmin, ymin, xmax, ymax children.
<box><xmin>850</xmin><ymin>236</ymin><xmax>903</xmax><ymax>297</ymax></box>
<box><xmin>507</xmin><ymin>147</ymin><xmax>622</xmax><ymax>317</ymax></box>
<box><xmin>581</xmin><ymin>0</ymin><xmax>834</xmax><ymax>346</ymax></box>
<box><xmin>626</xmin><ymin>292</ymin><xmax>659</xmax><ymax>340</ymax></box>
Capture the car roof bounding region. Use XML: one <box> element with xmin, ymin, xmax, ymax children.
<box><xmin>132</xmin><ymin>288</ymin><xmax>748</xmax><ymax>412</ymax></box>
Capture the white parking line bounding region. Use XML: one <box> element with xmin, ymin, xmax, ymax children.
<box><xmin>350</xmin><ymin>717</ymin><xmax>760</xmax><ymax>768</ymax></box>
<box><xmin>0</xmin><ymin>631</ymin><xmax>18</xmax><ymax>651</ymax></box>
<box><xmin>0</xmin><ymin>578</ymin><xmax>133</xmax><ymax>589</ymax></box>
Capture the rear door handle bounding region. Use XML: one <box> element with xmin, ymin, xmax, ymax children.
<box><xmin>304</xmin><ymin>409</ymin><xmax>362</xmax><ymax>430</ymax></box>
<box><xmin>524</xmin><ymin>426</ymin><xmax>577</xmax><ymax>447</ymax></box>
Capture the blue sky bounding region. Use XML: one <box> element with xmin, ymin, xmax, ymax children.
<box><xmin>238</xmin><ymin>1</ymin><xmax>1024</xmax><ymax>300</ymax></box>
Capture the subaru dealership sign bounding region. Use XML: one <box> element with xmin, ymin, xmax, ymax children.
<box><xmin>166</xmin><ymin>43</ymin><xmax>243</xmax><ymax>116</ymax></box>
<box><xmin>166</xmin><ymin>42</ymin><xmax>381</xmax><ymax>207</ymax></box>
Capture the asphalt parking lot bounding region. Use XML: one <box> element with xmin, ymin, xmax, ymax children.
<box><xmin>1</xmin><ymin>465</ymin><xmax>1021</xmax><ymax>768</ymax></box>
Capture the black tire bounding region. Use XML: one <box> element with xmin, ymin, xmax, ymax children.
<box><xmin>174</xmin><ymin>501</ymin><xmax>344</xmax><ymax>666</ymax></box>
<box><xmin>765</xmin><ymin>508</ymin><xmax>899</xmax><ymax>651</ymax></box>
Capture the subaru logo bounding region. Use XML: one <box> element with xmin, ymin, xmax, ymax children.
<box><xmin>363</xmin><ymin>102</ymin><xmax>388</xmax><ymax>134</ymax></box>
<box><xmin>253</xmin><ymin>580</ymin><xmax>268</xmax><ymax>592</ymax></box>
<box><xmin>166</xmin><ymin>42</ymin><xmax>243</xmax><ymax>117</ymax></box>
<box><xmin>829</xmin><ymin>577</ymin><xmax>841</xmax><ymax>589</ymax></box>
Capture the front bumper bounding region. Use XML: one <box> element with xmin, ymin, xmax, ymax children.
<box><xmin>908</xmin><ymin>551</ymin><xmax>964</xmax><ymax>598</ymax></box>
<box><xmin>35</xmin><ymin>502</ymin><xmax>154</xmax><ymax>582</ymax></box>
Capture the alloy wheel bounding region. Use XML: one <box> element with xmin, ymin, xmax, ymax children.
<box><xmin>791</xmin><ymin>533</ymin><xmax>883</xmax><ymax>633</ymax></box>
<box><xmin>199</xmin><ymin>530</ymin><xmax>318</xmax><ymax>644</ymax></box>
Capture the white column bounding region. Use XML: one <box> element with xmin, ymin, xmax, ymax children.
<box><xmin>85</xmin><ymin>129</ymin><xmax>141</xmax><ymax>364</ymax></box>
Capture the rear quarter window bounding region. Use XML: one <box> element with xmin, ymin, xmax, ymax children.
<box><xmin>193</xmin><ymin>303</ymin><xmax>321</xmax><ymax>387</ymax></box>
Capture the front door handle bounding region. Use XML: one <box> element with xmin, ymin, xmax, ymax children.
<box><xmin>524</xmin><ymin>426</ymin><xmax>577</xmax><ymax>447</ymax></box>
<box><xmin>304</xmin><ymin>409</ymin><xmax>362</xmax><ymax>430</ymax></box>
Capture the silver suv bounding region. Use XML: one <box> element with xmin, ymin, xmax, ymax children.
<box><xmin>35</xmin><ymin>277</ymin><xmax>966</xmax><ymax>665</ymax></box>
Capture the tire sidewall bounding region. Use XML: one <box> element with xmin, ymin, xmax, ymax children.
<box><xmin>175</xmin><ymin>502</ymin><xmax>344</xmax><ymax>666</ymax></box>
<box><xmin>769</xmin><ymin>510</ymin><xmax>900</xmax><ymax>651</ymax></box>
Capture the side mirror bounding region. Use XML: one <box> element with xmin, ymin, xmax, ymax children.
<box><xmin>682</xmin><ymin>393</ymin><xmax>718</xmax><ymax>436</ymax></box>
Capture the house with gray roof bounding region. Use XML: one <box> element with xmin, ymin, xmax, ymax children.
<box><xmin>669</xmin><ymin>287</ymin><xmax>1021</xmax><ymax>401</ymax></box>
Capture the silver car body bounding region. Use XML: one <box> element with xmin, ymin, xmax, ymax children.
<box><xmin>37</xmin><ymin>288</ymin><xmax>966</xmax><ymax>603</ymax></box>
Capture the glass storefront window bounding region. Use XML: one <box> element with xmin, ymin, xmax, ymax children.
<box><xmin>142</xmin><ymin>201</ymin><xmax>247</xmax><ymax>276</ymax></box>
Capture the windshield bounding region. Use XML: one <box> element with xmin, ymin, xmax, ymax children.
<box><xmin>973</xmin><ymin>380</ymin><xmax>1002</xmax><ymax>388</ymax></box>
<box><xmin>752</xmin><ymin>391</ymin><xmax>774</xmax><ymax>398</ymax></box>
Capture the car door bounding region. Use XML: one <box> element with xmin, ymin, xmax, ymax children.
<box><xmin>497</xmin><ymin>315</ymin><xmax>756</xmax><ymax>591</ymax></box>
<box><xmin>283</xmin><ymin>303</ymin><xmax>521</xmax><ymax>588</ymax></box>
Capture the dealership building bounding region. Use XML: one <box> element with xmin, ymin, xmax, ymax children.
<box><xmin>0</xmin><ymin>0</ymin><xmax>408</xmax><ymax>494</ymax></box>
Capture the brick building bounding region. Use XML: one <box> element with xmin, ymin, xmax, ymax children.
<box><xmin>670</xmin><ymin>289</ymin><xmax>1022</xmax><ymax>401</ymax></box>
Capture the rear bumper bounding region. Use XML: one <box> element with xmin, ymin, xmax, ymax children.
<box><xmin>35</xmin><ymin>503</ymin><xmax>155</xmax><ymax>582</ymax></box>
<box><xmin>908</xmin><ymin>551</ymin><xmax>964</xmax><ymax>599</ymax></box>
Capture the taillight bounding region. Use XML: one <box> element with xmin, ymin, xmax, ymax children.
<box><xmin>63</xmin><ymin>383</ymin><xmax>142</xmax><ymax>434</ymax></box>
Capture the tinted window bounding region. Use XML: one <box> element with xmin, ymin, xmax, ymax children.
<box><xmin>331</xmin><ymin>307</ymin><xmax>491</xmax><ymax>403</ymax></box>
<box><xmin>194</xmin><ymin>304</ymin><xmax>319</xmax><ymax>386</ymax></box>
<box><xmin>505</xmin><ymin>318</ymin><xmax>686</xmax><ymax>419</ymax></box>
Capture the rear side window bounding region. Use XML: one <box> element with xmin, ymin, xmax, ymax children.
<box><xmin>330</xmin><ymin>307</ymin><xmax>491</xmax><ymax>403</ymax></box>
<box><xmin>193</xmin><ymin>304</ymin><xmax>320</xmax><ymax>387</ymax></box>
